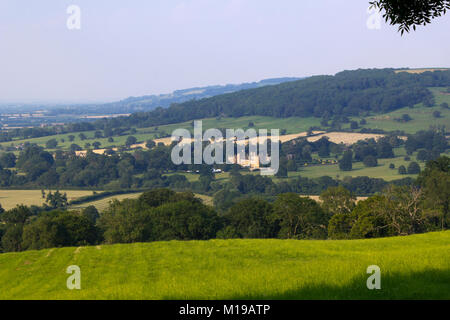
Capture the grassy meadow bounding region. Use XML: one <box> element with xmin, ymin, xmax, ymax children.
<box><xmin>349</xmin><ymin>88</ymin><xmax>450</xmax><ymax>134</ymax></box>
<box><xmin>0</xmin><ymin>231</ymin><xmax>448</xmax><ymax>300</ymax></box>
<box><xmin>294</xmin><ymin>148</ymin><xmax>432</xmax><ymax>181</ymax></box>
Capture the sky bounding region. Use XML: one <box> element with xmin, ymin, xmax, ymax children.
<box><xmin>1</xmin><ymin>0</ymin><xmax>449</xmax><ymax>103</ymax></box>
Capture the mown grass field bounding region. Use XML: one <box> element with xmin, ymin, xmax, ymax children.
<box><xmin>295</xmin><ymin>148</ymin><xmax>430</xmax><ymax>181</ymax></box>
<box><xmin>0</xmin><ymin>231</ymin><xmax>448</xmax><ymax>300</ymax></box>
<box><xmin>0</xmin><ymin>190</ymin><xmax>95</xmax><ymax>210</ymax></box>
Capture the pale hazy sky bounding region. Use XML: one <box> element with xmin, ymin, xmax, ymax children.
<box><xmin>1</xmin><ymin>0</ymin><xmax>449</xmax><ymax>103</ymax></box>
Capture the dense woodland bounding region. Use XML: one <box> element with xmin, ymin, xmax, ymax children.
<box><xmin>0</xmin><ymin>155</ymin><xmax>448</xmax><ymax>253</ymax></box>
<box><xmin>99</xmin><ymin>69</ymin><xmax>450</xmax><ymax>128</ymax></box>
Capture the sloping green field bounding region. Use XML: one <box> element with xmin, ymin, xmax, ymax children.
<box><xmin>0</xmin><ymin>231</ymin><xmax>448</xmax><ymax>300</ymax></box>
<box><xmin>350</xmin><ymin>88</ymin><xmax>450</xmax><ymax>133</ymax></box>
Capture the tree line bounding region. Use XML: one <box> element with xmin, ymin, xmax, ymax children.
<box><xmin>0</xmin><ymin>156</ymin><xmax>447</xmax><ymax>253</ymax></box>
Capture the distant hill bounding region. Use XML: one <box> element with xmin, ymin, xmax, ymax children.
<box><xmin>100</xmin><ymin>77</ymin><xmax>303</xmax><ymax>113</ymax></box>
<box><xmin>44</xmin><ymin>77</ymin><xmax>303</xmax><ymax>116</ymax></box>
<box><xmin>99</xmin><ymin>68</ymin><xmax>450</xmax><ymax>129</ymax></box>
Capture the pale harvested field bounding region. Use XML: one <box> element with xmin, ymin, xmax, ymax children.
<box><xmin>395</xmin><ymin>68</ymin><xmax>449</xmax><ymax>74</ymax></box>
<box><xmin>0</xmin><ymin>190</ymin><xmax>95</xmax><ymax>210</ymax></box>
<box><xmin>278</xmin><ymin>131</ymin><xmax>324</xmax><ymax>143</ymax></box>
<box><xmin>307</xmin><ymin>132</ymin><xmax>385</xmax><ymax>145</ymax></box>
<box><xmin>155</xmin><ymin>131</ymin><xmax>384</xmax><ymax>146</ymax></box>
<box><xmin>79</xmin><ymin>131</ymin><xmax>389</xmax><ymax>154</ymax></box>
<box><xmin>75</xmin><ymin>148</ymin><xmax>118</xmax><ymax>157</ymax></box>
<box><xmin>308</xmin><ymin>195</ymin><xmax>368</xmax><ymax>203</ymax></box>
<box><xmin>152</xmin><ymin>131</ymin><xmax>325</xmax><ymax>147</ymax></box>
<box><xmin>78</xmin><ymin>130</ymin><xmax>382</xmax><ymax>153</ymax></box>
<box><xmin>153</xmin><ymin>137</ymin><xmax>173</xmax><ymax>146</ymax></box>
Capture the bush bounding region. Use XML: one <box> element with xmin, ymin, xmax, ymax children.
<box><xmin>70</xmin><ymin>144</ymin><xmax>82</xmax><ymax>152</ymax></box>
<box><xmin>395</xmin><ymin>114</ymin><xmax>412</xmax><ymax>123</ymax></box>
<box><xmin>145</xmin><ymin>140</ymin><xmax>156</xmax><ymax>149</ymax></box>
<box><xmin>398</xmin><ymin>165</ymin><xmax>407</xmax><ymax>175</ymax></box>
<box><xmin>125</xmin><ymin>136</ymin><xmax>138</xmax><ymax>147</ymax></box>
<box><xmin>339</xmin><ymin>150</ymin><xmax>353</xmax><ymax>171</ymax></box>
<box><xmin>417</xmin><ymin>149</ymin><xmax>429</xmax><ymax>161</ymax></box>
<box><xmin>350</xmin><ymin>121</ymin><xmax>359</xmax><ymax>130</ymax></box>
<box><xmin>45</xmin><ymin>139</ymin><xmax>58</xmax><ymax>149</ymax></box>
<box><xmin>407</xmin><ymin>162</ymin><xmax>421</xmax><ymax>174</ymax></box>
<box><xmin>363</xmin><ymin>155</ymin><xmax>378</xmax><ymax>167</ymax></box>
<box><xmin>92</xmin><ymin>141</ymin><xmax>102</xmax><ymax>149</ymax></box>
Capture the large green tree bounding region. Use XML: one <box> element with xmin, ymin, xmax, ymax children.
<box><xmin>339</xmin><ymin>150</ymin><xmax>353</xmax><ymax>172</ymax></box>
<box><xmin>150</xmin><ymin>200</ymin><xmax>221</xmax><ymax>241</ymax></box>
<box><xmin>273</xmin><ymin>193</ymin><xmax>328</xmax><ymax>239</ymax></box>
<box><xmin>417</xmin><ymin>156</ymin><xmax>450</xmax><ymax>230</ymax></box>
<box><xmin>320</xmin><ymin>186</ymin><xmax>356</xmax><ymax>216</ymax></box>
<box><xmin>98</xmin><ymin>199</ymin><xmax>153</xmax><ymax>244</ymax></box>
<box><xmin>223</xmin><ymin>198</ymin><xmax>276</xmax><ymax>239</ymax></box>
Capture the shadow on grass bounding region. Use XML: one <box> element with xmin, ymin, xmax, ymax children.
<box><xmin>243</xmin><ymin>269</ymin><xmax>450</xmax><ymax>300</ymax></box>
<box><xmin>164</xmin><ymin>269</ymin><xmax>450</xmax><ymax>300</ymax></box>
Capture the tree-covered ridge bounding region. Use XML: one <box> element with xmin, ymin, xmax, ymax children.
<box><xmin>44</xmin><ymin>77</ymin><xmax>302</xmax><ymax>115</ymax></box>
<box><xmin>104</xmin><ymin>69</ymin><xmax>450</xmax><ymax>128</ymax></box>
<box><xmin>1</xmin><ymin>69</ymin><xmax>449</xmax><ymax>142</ymax></box>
